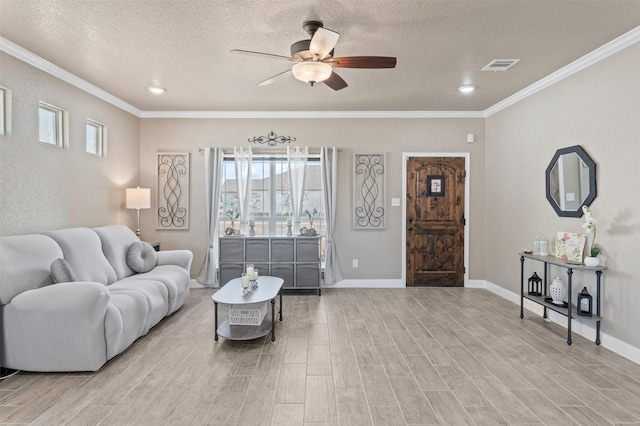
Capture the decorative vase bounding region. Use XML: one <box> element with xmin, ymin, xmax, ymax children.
<box><xmin>550</xmin><ymin>276</ymin><xmax>566</xmax><ymax>305</ymax></box>
<box><xmin>584</xmin><ymin>256</ymin><xmax>600</xmax><ymax>267</ymax></box>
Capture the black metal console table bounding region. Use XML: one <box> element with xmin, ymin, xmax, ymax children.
<box><xmin>519</xmin><ymin>252</ymin><xmax>606</xmax><ymax>345</ymax></box>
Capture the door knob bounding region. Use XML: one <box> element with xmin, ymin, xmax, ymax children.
<box><xmin>407</xmin><ymin>226</ymin><xmax>413</xmax><ymax>231</ymax></box>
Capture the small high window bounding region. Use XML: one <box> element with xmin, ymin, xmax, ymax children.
<box><xmin>0</xmin><ymin>86</ymin><xmax>10</xmax><ymax>136</ymax></box>
<box><xmin>86</xmin><ymin>119</ymin><xmax>106</xmax><ymax>156</ymax></box>
<box><xmin>38</xmin><ymin>102</ymin><xmax>68</xmax><ymax>148</ymax></box>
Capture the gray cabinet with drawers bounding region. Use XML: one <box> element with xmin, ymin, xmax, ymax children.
<box><xmin>219</xmin><ymin>236</ymin><xmax>321</xmax><ymax>294</ymax></box>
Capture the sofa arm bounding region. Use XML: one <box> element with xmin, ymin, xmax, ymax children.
<box><xmin>10</xmin><ymin>281</ymin><xmax>109</xmax><ymax>313</ymax></box>
<box><xmin>157</xmin><ymin>250</ymin><xmax>193</xmax><ymax>273</ymax></box>
<box><xmin>3</xmin><ymin>282</ymin><xmax>111</xmax><ymax>372</ymax></box>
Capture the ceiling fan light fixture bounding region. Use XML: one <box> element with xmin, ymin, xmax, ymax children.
<box><xmin>148</xmin><ymin>86</ymin><xmax>166</xmax><ymax>94</ymax></box>
<box><xmin>292</xmin><ymin>62</ymin><xmax>333</xmax><ymax>86</ymax></box>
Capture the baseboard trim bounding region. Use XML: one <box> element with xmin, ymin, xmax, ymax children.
<box><xmin>325</xmin><ymin>279</ymin><xmax>404</xmax><ymax>288</ymax></box>
<box><xmin>478</xmin><ymin>279</ymin><xmax>640</xmax><ymax>366</ymax></box>
<box><xmin>189</xmin><ymin>279</ymin><xmax>216</xmax><ymax>289</ymax></box>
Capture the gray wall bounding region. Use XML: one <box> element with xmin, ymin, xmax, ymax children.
<box><xmin>0</xmin><ymin>52</ymin><xmax>141</xmax><ymax>235</ymax></box>
<box><xmin>2</xmin><ymin>39</ymin><xmax>638</xmax><ymax>352</ymax></box>
<box><xmin>485</xmin><ymin>43</ymin><xmax>640</xmax><ymax>348</ymax></box>
<box><xmin>138</xmin><ymin>118</ymin><xmax>486</xmax><ymax>282</ymax></box>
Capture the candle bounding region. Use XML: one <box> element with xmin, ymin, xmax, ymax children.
<box><xmin>252</xmin><ymin>269</ymin><xmax>258</xmax><ymax>280</ymax></box>
<box><xmin>246</xmin><ymin>265</ymin><xmax>254</xmax><ymax>280</ymax></box>
<box><xmin>241</xmin><ymin>273</ymin><xmax>249</xmax><ymax>288</ymax></box>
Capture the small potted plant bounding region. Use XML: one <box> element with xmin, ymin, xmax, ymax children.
<box><xmin>303</xmin><ymin>208</ymin><xmax>318</xmax><ymax>236</ymax></box>
<box><xmin>225</xmin><ymin>208</ymin><xmax>240</xmax><ymax>236</ymax></box>
<box><xmin>582</xmin><ymin>205</ymin><xmax>600</xmax><ymax>266</ymax></box>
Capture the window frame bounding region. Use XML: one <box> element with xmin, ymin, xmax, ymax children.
<box><xmin>0</xmin><ymin>86</ymin><xmax>10</xmax><ymax>137</ymax></box>
<box><xmin>38</xmin><ymin>101</ymin><xmax>68</xmax><ymax>148</ymax></box>
<box><xmin>219</xmin><ymin>155</ymin><xmax>325</xmax><ymax>238</ymax></box>
<box><xmin>86</xmin><ymin>118</ymin><xmax>106</xmax><ymax>156</ymax></box>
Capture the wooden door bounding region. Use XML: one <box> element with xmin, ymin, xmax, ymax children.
<box><xmin>406</xmin><ymin>157</ymin><xmax>465</xmax><ymax>286</ymax></box>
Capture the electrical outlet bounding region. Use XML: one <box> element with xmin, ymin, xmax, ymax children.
<box><xmin>352</xmin><ymin>259</ymin><xmax>358</xmax><ymax>268</ymax></box>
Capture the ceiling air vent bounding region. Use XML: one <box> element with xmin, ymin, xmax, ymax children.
<box><xmin>482</xmin><ymin>59</ymin><xmax>520</xmax><ymax>72</ymax></box>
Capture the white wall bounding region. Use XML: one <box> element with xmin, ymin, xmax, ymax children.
<box><xmin>138</xmin><ymin>118</ymin><xmax>486</xmax><ymax>282</ymax></box>
<box><xmin>485</xmin><ymin>43</ymin><xmax>640</xmax><ymax>348</ymax></box>
<box><xmin>0</xmin><ymin>53</ymin><xmax>140</xmax><ymax>235</ymax></box>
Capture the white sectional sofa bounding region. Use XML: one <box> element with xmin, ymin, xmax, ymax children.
<box><xmin>0</xmin><ymin>225</ymin><xmax>192</xmax><ymax>372</ymax></box>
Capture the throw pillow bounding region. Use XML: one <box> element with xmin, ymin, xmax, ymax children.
<box><xmin>50</xmin><ymin>258</ymin><xmax>78</xmax><ymax>283</ymax></box>
<box><xmin>126</xmin><ymin>241</ymin><xmax>158</xmax><ymax>273</ymax></box>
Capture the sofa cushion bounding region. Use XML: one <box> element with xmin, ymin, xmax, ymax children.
<box><xmin>109</xmin><ymin>280</ymin><xmax>169</xmax><ymax>333</ymax></box>
<box><xmin>46</xmin><ymin>228</ymin><xmax>117</xmax><ymax>285</ymax></box>
<box><xmin>126</xmin><ymin>241</ymin><xmax>158</xmax><ymax>273</ymax></box>
<box><xmin>50</xmin><ymin>258</ymin><xmax>77</xmax><ymax>283</ymax></box>
<box><xmin>93</xmin><ymin>225</ymin><xmax>140</xmax><ymax>280</ymax></box>
<box><xmin>125</xmin><ymin>265</ymin><xmax>190</xmax><ymax>315</ymax></box>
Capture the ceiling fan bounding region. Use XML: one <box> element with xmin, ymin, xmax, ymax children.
<box><xmin>231</xmin><ymin>20</ymin><xmax>397</xmax><ymax>91</ymax></box>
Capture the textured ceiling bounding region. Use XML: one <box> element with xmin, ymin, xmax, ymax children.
<box><xmin>1</xmin><ymin>0</ymin><xmax>639</xmax><ymax>113</ymax></box>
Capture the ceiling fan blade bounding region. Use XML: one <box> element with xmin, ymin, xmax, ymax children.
<box><xmin>324</xmin><ymin>71</ymin><xmax>348</xmax><ymax>91</ymax></box>
<box><xmin>230</xmin><ymin>49</ymin><xmax>293</xmax><ymax>61</ymax></box>
<box><xmin>328</xmin><ymin>56</ymin><xmax>397</xmax><ymax>69</ymax></box>
<box><xmin>257</xmin><ymin>69</ymin><xmax>292</xmax><ymax>86</ymax></box>
<box><xmin>310</xmin><ymin>27</ymin><xmax>340</xmax><ymax>60</ymax></box>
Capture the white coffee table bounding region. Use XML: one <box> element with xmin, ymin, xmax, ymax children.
<box><xmin>211</xmin><ymin>276</ymin><xmax>284</xmax><ymax>342</ymax></box>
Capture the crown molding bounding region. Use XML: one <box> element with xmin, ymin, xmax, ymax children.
<box><xmin>4</xmin><ymin>25</ymin><xmax>639</xmax><ymax>120</ymax></box>
<box><xmin>0</xmin><ymin>36</ymin><xmax>142</xmax><ymax>117</ymax></box>
<box><xmin>484</xmin><ymin>25</ymin><xmax>640</xmax><ymax>117</ymax></box>
<box><xmin>138</xmin><ymin>110</ymin><xmax>485</xmax><ymax>119</ymax></box>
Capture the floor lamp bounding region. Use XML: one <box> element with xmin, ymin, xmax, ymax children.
<box><xmin>126</xmin><ymin>186</ymin><xmax>151</xmax><ymax>237</ymax></box>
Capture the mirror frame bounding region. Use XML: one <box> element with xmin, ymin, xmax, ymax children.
<box><xmin>545</xmin><ymin>145</ymin><xmax>597</xmax><ymax>217</ymax></box>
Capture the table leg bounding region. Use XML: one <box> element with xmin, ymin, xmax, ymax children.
<box><xmin>214</xmin><ymin>301</ymin><xmax>219</xmax><ymax>342</ymax></box>
<box><xmin>596</xmin><ymin>270</ymin><xmax>602</xmax><ymax>345</ymax></box>
<box><xmin>271</xmin><ymin>299</ymin><xmax>276</xmax><ymax>342</ymax></box>
<box><xmin>279</xmin><ymin>288</ymin><xmax>283</xmax><ymax>321</ymax></box>
<box><xmin>520</xmin><ymin>256</ymin><xmax>524</xmax><ymax>318</ymax></box>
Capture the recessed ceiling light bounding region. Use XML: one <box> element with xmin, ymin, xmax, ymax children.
<box><xmin>148</xmin><ymin>86</ymin><xmax>166</xmax><ymax>94</ymax></box>
<box><xmin>458</xmin><ymin>85</ymin><xmax>475</xmax><ymax>93</ymax></box>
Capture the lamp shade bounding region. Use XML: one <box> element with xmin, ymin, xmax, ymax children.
<box><xmin>292</xmin><ymin>61</ymin><xmax>332</xmax><ymax>85</ymax></box>
<box><xmin>126</xmin><ymin>187</ymin><xmax>150</xmax><ymax>209</ymax></box>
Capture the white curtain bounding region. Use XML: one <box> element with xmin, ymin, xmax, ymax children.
<box><xmin>288</xmin><ymin>146</ymin><xmax>308</xmax><ymax>224</ymax></box>
<box><xmin>234</xmin><ymin>147</ymin><xmax>253</xmax><ymax>223</ymax></box>
<box><xmin>320</xmin><ymin>147</ymin><xmax>344</xmax><ymax>285</ymax></box>
<box><xmin>197</xmin><ymin>147</ymin><xmax>224</xmax><ymax>287</ymax></box>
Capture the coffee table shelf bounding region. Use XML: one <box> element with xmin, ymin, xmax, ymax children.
<box><xmin>211</xmin><ymin>276</ymin><xmax>284</xmax><ymax>342</ymax></box>
<box><xmin>216</xmin><ymin>311</ymin><xmax>274</xmax><ymax>341</ymax></box>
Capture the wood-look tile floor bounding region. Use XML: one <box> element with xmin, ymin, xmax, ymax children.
<box><xmin>1</xmin><ymin>287</ymin><xmax>640</xmax><ymax>425</ymax></box>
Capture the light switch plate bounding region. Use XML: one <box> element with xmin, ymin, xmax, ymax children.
<box><xmin>391</xmin><ymin>198</ymin><xmax>400</xmax><ymax>207</ymax></box>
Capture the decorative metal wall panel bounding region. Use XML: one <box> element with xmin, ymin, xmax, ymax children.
<box><xmin>248</xmin><ymin>131</ymin><xmax>296</xmax><ymax>146</ymax></box>
<box><xmin>353</xmin><ymin>153</ymin><xmax>386</xmax><ymax>229</ymax></box>
<box><xmin>157</xmin><ymin>151</ymin><xmax>190</xmax><ymax>230</ymax></box>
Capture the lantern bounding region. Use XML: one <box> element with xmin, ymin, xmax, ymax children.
<box><xmin>577</xmin><ymin>287</ymin><xmax>593</xmax><ymax>317</ymax></box>
<box><xmin>528</xmin><ymin>272</ymin><xmax>542</xmax><ymax>296</ymax></box>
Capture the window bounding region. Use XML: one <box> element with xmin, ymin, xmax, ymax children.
<box><xmin>0</xmin><ymin>86</ymin><xmax>10</xmax><ymax>136</ymax></box>
<box><xmin>219</xmin><ymin>156</ymin><xmax>325</xmax><ymax>238</ymax></box>
<box><xmin>38</xmin><ymin>102</ymin><xmax>68</xmax><ymax>148</ymax></box>
<box><xmin>86</xmin><ymin>119</ymin><xmax>106</xmax><ymax>156</ymax></box>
